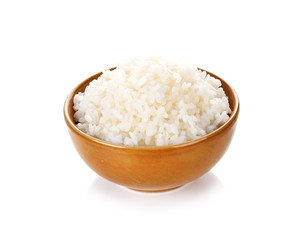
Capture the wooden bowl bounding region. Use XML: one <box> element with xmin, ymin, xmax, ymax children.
<box><xmin>64</xmin><ymin>68</ymin><xmax>239</xmax><ymax>192</ymax></box>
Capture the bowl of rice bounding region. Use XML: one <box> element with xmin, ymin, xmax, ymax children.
<box><xmin>64</xmin><ymin>57</ymin><xmax>239</xmax><ymax>192</ymax></box>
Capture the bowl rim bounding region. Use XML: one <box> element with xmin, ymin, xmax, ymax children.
<box><xmin>64</xmin><ymin>68</ymin><xmax>239</xmax><ymax>150</ymax></box>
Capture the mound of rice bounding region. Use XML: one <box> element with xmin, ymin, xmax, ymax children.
<box><xmin>73</xmin><ymin>57</ymin><xmax>231</xmax><ymax>146</ymax></box>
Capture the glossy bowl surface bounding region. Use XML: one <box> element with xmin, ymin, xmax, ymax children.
<box><xmin>64</xmin><ymin>68</ymin><xmax>239</xmax><ymax>192</ymax></box>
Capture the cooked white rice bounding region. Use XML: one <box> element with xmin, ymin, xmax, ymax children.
<box><xmin>73</xmin><ymin>56</ymin><xmax>231</xmax><ymax>146</ymax></box>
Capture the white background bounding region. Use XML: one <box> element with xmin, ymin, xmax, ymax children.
<box><xmin>1</xmin><ymin>0</ymin><xmax>297</xmax><ymax>239</ymax></box>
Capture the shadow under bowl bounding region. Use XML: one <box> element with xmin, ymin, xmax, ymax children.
<box><xmin>64</xmin><ymin>68</ymin><xmax>239</xmax><ymax>192</ymax></box>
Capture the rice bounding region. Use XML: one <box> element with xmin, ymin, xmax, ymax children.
<box><xmin>73</xmin><ymin>56</ymin><xmax>231</xmax><ymax>146</ymax></box>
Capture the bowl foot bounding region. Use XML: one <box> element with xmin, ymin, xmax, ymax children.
<box><xmin>128</xmin><ymin>185</ymin><xmax>184</xmax><ymax>193</ymax></box>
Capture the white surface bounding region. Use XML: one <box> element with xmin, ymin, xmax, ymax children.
<box><xmin>0</xmin><ymin>0</ymin><xmax>297</xmax><ymax>239</ymax></box>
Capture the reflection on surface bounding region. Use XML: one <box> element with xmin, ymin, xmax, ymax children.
<box><xmin>88</xmin><ymin>172</ymin><xmax>223</xmax><ymax>206</ymax></box>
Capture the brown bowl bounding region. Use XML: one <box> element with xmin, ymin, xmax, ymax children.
<box><xmin>64</xmin><ymin>68</ymin><xmax>239</xmax><ymax>192</ymax></box>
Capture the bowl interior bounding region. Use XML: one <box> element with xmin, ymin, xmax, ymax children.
<box><xmin>66</xmin><ymin>71</ymin><xmax>104</xmax><ymax>126</ymax></box>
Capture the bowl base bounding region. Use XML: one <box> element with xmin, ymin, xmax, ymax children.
<box><xmin>128</xmin><ymin>185</ymin><xmax>183</xmax><ymax>193</ymax></box>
